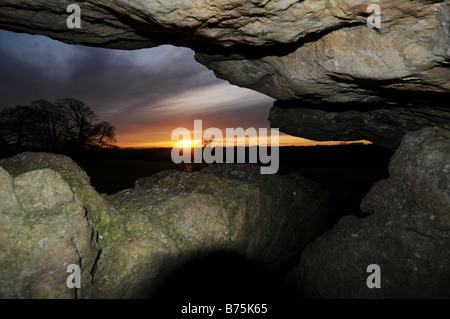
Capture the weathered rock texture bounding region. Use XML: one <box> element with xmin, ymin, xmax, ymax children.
<box><xmin>293</xmin><ymin>127</ymin><xmax>450</xmax><ymax>298</ymax></box>
<box><xmin>0</xmin><ymin>152</ymin><xmax>151</xmax><ymax>298</ymax></box>
<box><xmin>95</xmin><ymin>164</ymin><xmax>328</xmax><ymax>298</ymax></box>
<box><xmin>196</xmin><ymin>0</ymin><xmax>449</xmax><ymax>102</ymax></box>
<box><xmin>0</xmin><ymin>166</ymin><xmax>100</xmax><ymax>298</ymax></box>
<box><xmin>1</xmin><ymin>0</ymin><xmax>423</xmax><ymax>49</ymax></box>
<box><xmin>0</xmin><ymin>153</ymin><xmax>328</xmax><ymax>298</ymax></box>
<box><xmin>0</xmin><ymin>153</ymin><xmax>130</xmax><ymax>248</ymax></box>
<box><xmin>0</xmin><ymin>1</ymin><xmax>448</xmax><ymax>147</ymax></box>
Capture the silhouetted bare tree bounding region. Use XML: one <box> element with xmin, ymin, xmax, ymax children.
<box><xmin>92</xmin><ymin>121</ymin><xmax>117</xmax><ymax>148</ymax></box>
<box><xmin>56</xmin><ymin>98</ymin><xmax>98</xmax><ymax>151</ymax></box>
<box><xmin>0</xmin><ymin>105</ymin><xmax>34</xmax><ymax>151</ymax></box>
<box><xmin>28</xmin><ymin>100</ymin><xmax>67</xmax><ymax>152</ymax></box>
<box><xmin>0</xmin><ymin>98</ymin><xmax>116</xmax><ymax>154</ymax></box>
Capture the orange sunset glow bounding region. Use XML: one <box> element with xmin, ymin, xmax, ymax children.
<box><xmin>119</xmin><ymin>133</ymin><xmax>372</xmax><ymax>149</ymax></box>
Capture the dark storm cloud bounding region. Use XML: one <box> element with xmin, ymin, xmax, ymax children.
<box><xmin>59</xmin><ymin>45</ymin><xmax>221</xmax><ymax>115</ymax></box>
<box><xmin>0</xmin><ymin>30</ymin><xmax>219</xmax><ymax>113</ymax></box>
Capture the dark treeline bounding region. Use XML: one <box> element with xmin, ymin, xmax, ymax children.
<box><xmin>0</xmin><ymin>98</ymin><xmax>116</xmax><ymax>157</ymax></box>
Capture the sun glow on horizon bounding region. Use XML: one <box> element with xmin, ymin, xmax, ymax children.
<box><xmin>119</xmin><ymin>134</ymin><xmax>373</xmax><ymax>149</ymax></box>
<box><xmin>174</xmin><ymin>139</ymin><xmax>199</xmax><ymax>148</ymax></box>
<box><xmin>179</xmin><ymin>139</ymin><xmax>194</xmax><ymax>148</ymax></box>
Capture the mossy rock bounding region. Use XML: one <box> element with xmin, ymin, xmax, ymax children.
<box><xmin>0</xmin><ymin>166</ymin><xmax>99</xmax><ymax>298</ymax></box>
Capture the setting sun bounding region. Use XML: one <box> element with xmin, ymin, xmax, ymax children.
<box><xmin>178</xmin><ymin>139</ymin><xmax>194</xmax><ymax>148</ymax></box>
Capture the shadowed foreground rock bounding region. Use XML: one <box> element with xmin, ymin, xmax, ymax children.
<box><xmin>97</xmin><ymin>164</ymin><xmax>329</xmax><ymax>298</ymax></box>
<box><xmin>293</xmin><ymin>127</ymin><xmax>450</xmax><ymax>298</ymax></box>
<box><xmin>0</xmin><ymin>153</ymin><xmax>328</xmax><ymax>298</ymax></box>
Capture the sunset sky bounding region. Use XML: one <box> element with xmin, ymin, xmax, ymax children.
<box><xmin>0</xmin><ymin>30</ymin><xmax>369</xmax><ymax>148</ymax></box>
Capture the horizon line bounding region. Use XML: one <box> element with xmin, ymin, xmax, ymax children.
<box><xmin>111</xmin><ymin>141</ymin><xmax>373</xmax><ymax>149</ymax></box>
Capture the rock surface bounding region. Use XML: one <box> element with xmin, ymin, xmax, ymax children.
<box><xmin>96</xmin><ymin>164</ymin><xmax>329</xmax><ymax>298</ymax></box>
<box><xmin>0</xmin><ymin>0</ymin><xmax>404</xmax><ymax>49</ymax></box>
<box><xmin>293</xmin><ymin>127</ymin><xmax>450</xmax><ymax>298</ymax></box>
<box><xmin>0</xmin><ymin>153</ymin><xmax>329</xmax><ymax>298</ymax></box>
<box><xmin>196</xmin><ymin>0</ymin><xmax>450</xmax><ymax>103</ymax></box>
<box><xmin>0</xmin><ymin>152</ymin><xmax>129</xmax><ymax>248</ymax></box>
<box><xmin>0</xmin><ymin>152</ymin><xmax>148</xmax><ymax>298</ymax></box>
<box><xmin>269</xmin><ymin>102</ymin><xmax>450</xmax><ymax>149</ymax></box>
<box><xmin>0</xmin><ymin>166</ymin><xmax>100</xmax><ymax>298</ymax></box>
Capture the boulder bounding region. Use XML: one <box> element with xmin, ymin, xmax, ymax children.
<box><xmin>0</xmin><ymin>152</ymin><xmax>131</xmax><ymax>247</ymax></box>
<box><xmin>95</xmin><ymin>164</ymin><xmax>329</xmax><ymax>298</ymax></box>
<box><xmin>0</xmin><ymin>152</ymin><xmax>135</xmax><ymax>298</ymax></box>
<box><xmin>292</xmin><ymin>127</ymin><xmax>450</xmax><ymax>298</ymax></box>
<box><xmin>0</xmin><ymin>166</ymin><xmax>100</xmax><ymax>298</ymax></box>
